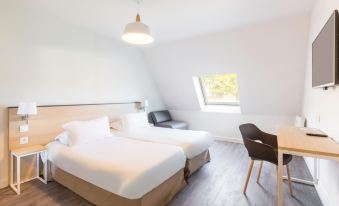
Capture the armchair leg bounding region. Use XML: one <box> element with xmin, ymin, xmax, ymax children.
<box><xmin>243</xmin><ymin>160</ymin><xmax>254</xmax><ymax>193</ymax></box>
<box><xmin>256</xmin><ymin>160</ymin><xmax>263</xmax><ymax>183</ymax></box>
<box><xmin>286</xmin><ymin>164</ymin><xmax>293</xmax><ymax>196</ymax></box>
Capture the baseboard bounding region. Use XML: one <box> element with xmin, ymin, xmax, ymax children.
<box><xmin>0</xmin><ymin>177</ymin><xmax>8</xmax><ymax>189</ymax></box>
<box><xmin>304</xmin><ymin>158</ymin><xmax>333</xmax><ymax>206</ymax></box>
<box><xmin>214</xmin><ymin>136</ymin><xmax>243</xmax><ymax>144</ymax></box>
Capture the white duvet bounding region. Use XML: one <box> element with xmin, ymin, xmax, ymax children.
<box><xmin>47</xmin><ymin>136</ymin><xmax>185</xmax><ymax>199</ymax></box>
<box><xmin>112</xmin><ymin>127</ymin><xmax>214</xmax><ymax>159</ymax></box>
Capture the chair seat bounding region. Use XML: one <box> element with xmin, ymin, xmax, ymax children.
<box><xmin>156</xmin><ymin>121</ymin><xmax>188</xmax><ymax>130</ymax></box>
<box><xmin>252</xmin><ymin>154</ymin><xmax>292</xmax><ymax>165</ymax></box>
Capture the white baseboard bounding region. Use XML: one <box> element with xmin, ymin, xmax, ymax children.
<box><xmin>304</xmin><ymin>158</ymin><xmax>333</xmax><ymax>206</ymax></box>
<box><xmin>0</xmin><ymin>177</ymin><xmax>8</xmax><ymax>189</ymax></box>
<box><xmin>214</xmin><ymin>136</ymin><xmax>243</xmax><ymax>144</ymax></box>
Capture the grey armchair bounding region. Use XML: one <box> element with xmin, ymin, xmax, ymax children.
<box><xmin>150</xmin><ymin>110</ymin><xmax>188</xmax><ymax>130</ymax></box>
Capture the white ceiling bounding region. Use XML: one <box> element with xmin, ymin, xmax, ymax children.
<box><xmin>18</xmin><ymin>0</ymin><xmax>315</xmax><ymax>44</ymax></box>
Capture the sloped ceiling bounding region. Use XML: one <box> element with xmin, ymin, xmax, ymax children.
<box><xmin>143</xmin><ymin>15</ymin><xmax>310</xmax><ymax>115</ymax></box>
<box><xmin>14</xmin><ymin>0</ymin><xmax>315</xmax><ymax>44</ymax></box>
<box><xmin>8</xmin><ymin>0</ymin><xmax>314</xmax><ymax>115</ymax></box>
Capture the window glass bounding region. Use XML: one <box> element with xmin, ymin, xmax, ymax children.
<box><xmin>199</xmin><ymin>74</ymin><xmax>240</xmax><ymax>105</ymax></box>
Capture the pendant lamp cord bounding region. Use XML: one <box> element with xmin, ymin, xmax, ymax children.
<box><xmin>137</xmin><ymin>0</ymin><xmax>142</xmax><ymax>15</ymax></box>
<box><xmin>136</xmin><ymin>0</ymin><xmax>142</xmax><ymax>22</ymax></box>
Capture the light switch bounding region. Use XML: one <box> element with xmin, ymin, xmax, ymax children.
<box><xmin>20</xmin><ymin>137</ymin><xmax>29</xmax><ymax>144</ymax></box>
<box><xmin>19</xmin><ymin>124</ymin><xmax>29</xmax><ymax>133</ymax></box>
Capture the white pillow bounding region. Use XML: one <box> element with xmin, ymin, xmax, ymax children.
<box><xmin>110</xmin><ymin>120</ymin><xmax>123</xmax><ymax>131</ymax></box>
<box><xmin>62</xmin><ymin>116</ymin><xmax>111</xmax><ymax>147</ymax></box>
<box><xmin>54</xmin><ymin>131</ymin><xmax>69</xmax><ymax>145</ymax></box>
<box><xmin>119</xmin><ymin>112</ymin><xmax>150</xmax><ymax>131</ymax></box>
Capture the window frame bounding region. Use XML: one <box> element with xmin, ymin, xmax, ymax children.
<box><xmin>198</xmin><ymin>75</ymin><xmax>240</xmax><ymax>107</ymax></box>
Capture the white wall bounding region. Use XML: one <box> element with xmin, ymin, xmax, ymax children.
<box><xmin>302</xmin><ymin>1</ymin><xmax>339</xmax><ymax>205</ymax></box>
<box><xmin>170</xmin><ymin>110</ymin><xmax>293</xmax><ymax>142</ymax></box>
<box><xmin>144</xmin><ymin>15</ymin><xmax>310</xmax><ymax>139</ymax></box>
<box><xmin>0</xmin><ymin>2</ymin><xmax>164</xmax><ymax>188</ymax></box>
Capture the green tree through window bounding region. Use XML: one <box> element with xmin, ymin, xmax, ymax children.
<box><xmin>199</xmin><ymin>74</ymin><xmax>240</xmax><ymax>105</ymax></box>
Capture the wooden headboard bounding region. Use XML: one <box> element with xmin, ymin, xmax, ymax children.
<box><xmin>8</xmin><ymin>102</ymin><xmax>140</xmax><ymax>150</ymax></box>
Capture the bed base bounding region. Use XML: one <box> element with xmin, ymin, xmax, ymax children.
<box><xmin>50</xmin><ymin>165</ymin><xmax>186</xmax><ymax>206</ymax></box>
<box><xmin>185</xmin><ymin>150</ymin><xmax>211</xmax><ymax>178</ymax></box>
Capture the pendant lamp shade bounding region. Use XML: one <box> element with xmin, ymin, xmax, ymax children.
<box><xmin>122</xmin><ymin>14</ymin><xmax>154</xmax><ymax>45</ymax></box>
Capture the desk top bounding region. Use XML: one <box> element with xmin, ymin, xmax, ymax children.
<box><xmin>11</xmin><ymin>145</ymin><xmax>46</xmax><ymax>156</ymax></box>
<box><xmin>278</xmin><ymin>127</ymin><xmax>339</xmax><ymax>158</ymax></box>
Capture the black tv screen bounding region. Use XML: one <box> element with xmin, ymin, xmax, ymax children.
<box><xmin>312</xmin><ymin>10</ymin><xmax>339</xmax><ymax>88</ymax></box>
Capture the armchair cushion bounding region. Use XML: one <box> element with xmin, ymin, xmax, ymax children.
<box><xmin>156</xmin><ymin>121</ymin><xmax>188</xmax><ymax>130</ymax></box>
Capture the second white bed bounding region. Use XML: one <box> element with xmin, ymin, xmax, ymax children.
<box><xmin>112</xmin><ymin>127</ymin><xmax>214</xmax><ymax>159</ymax></box>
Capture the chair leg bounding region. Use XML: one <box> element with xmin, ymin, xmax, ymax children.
<box><xmin>286</xmin><ymin>164</ymin><xmax>293</xmax><ymax>196</ymax></box>
<box><xmin>243</xmin><ymin>160</ymin><xmax>254</xmax><ymax>193</ymax></box>
<box><xmin>256</xmin><ymin>160</ymin><xmax>263</xmax><ymax>183</ymax></box>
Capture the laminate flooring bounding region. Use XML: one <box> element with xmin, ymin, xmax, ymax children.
<box><xmin>0</xmin><ymin>141</ymin><xmax>322</xmax><ymax>206</ymax></box>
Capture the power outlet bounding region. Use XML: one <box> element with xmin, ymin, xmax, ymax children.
<box><xmin>20</xmin><ymin>137</ymin><xmax>29</xmax><ymax>145</ymax></box>
<box><xmin>19</xmin><ymin>124</ymin><xmax>29</xmax><ymax>133</ymax></box>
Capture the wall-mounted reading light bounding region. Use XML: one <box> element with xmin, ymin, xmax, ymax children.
<box><xmin>17</xmin><ymin>102</ymin><xmax>37</xmax><ymax>124</ymax></box>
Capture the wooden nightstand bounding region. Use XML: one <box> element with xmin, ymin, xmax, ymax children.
<box><xmin>10</xmin><ymin>145</ymin><xmax>48</xmax><ymax>195</ymax></box>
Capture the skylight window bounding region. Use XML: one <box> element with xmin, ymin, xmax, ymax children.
<box><xmin>193</xmin><ymin>73</ymin><xmax>241</xmax><ymax>113</ymax></box>
<box><xmin>199</xmin><ymin>74</ymin><xmax>240</xmax><ymax>106</ymax></box>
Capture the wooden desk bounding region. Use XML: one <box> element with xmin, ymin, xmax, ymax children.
<box><xmin>277</xmin><ymin>127</ymin><xmax>339</xmax><ymax>206</ymax></box>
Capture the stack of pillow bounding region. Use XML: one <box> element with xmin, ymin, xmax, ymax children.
<box><xmin>55</xmin><ymin>112</ymin><xmax>149</xmax><ymax>147</ymax></box>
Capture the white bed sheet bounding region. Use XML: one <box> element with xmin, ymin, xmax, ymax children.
<box><xmin>47</xmin><ymin>136</ymin><xmax>185</xmax><ymax>199</ymax></box>
<box><xmin>112</xmin><ymin>127</ymin><xmax>214</xmax><ymax>159</ymax></box>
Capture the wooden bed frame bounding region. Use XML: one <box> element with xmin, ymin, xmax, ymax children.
<box><xmin>8</xmin><ymin>102</ymin><xmax>213</xmax><ymax>205</ymax></box>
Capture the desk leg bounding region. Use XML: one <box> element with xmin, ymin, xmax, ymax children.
<box><xmin>43</xmin><ymin>158</ymin><xmax>48</xmax><ymax>184</ymax></box>
<box><xmin>36</xmin><ymin>153</ymin><xmax>40</xmax><ymax>178</ymax></box>
<box><xmin>278</xmin><ymin>150</ymin><xmax>283</xmax><ymax>206</ymax></box>
<box><xmin>314</xmin><ymin>158</ymin><xmax>319</xmax><ymax>184</ymax></box>
<box><xmin>10</xmin><ymin>154</ymin><xmax>13</xmax><ymax>187</ymax></box>
<box><xmin>17</xmin><ymin>156</ymin><xmax>21</xmax><ymax>195</ymax></box>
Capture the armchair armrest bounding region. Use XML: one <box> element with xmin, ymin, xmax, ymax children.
<box><xmin>261</xmin><ymin>132</ymin><xmax>278</xmax><ymax>148</ymax></box>
<box><xmin>243</xmin><ymin>139</ymin><xmax>278</xmax><ymax>164</ymax></box>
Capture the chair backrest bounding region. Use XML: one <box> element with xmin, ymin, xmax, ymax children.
<box><xmin>150</xmin><ymin>110</ymin><xmax>172</xmax><ymax>124</ymax></box>
<box><xmin>239</xmin><ymin>123</ymin><xmax>263</xmax><ymax>142</ymax></box>
<box><xmin>239</xmin><ymin>123</ymin><xmax>277</xmax><ymax>164</ymax></box>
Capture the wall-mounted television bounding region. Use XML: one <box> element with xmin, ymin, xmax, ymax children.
<box><xmin>312</xmin><ymin>10</ymin><xmax>339</xmax><ymax>89</ymax></box>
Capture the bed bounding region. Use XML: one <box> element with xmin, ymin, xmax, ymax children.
<box><xmin>7</xmin><ymin>103</ymin><xmax>202</xmax><ymax>205</ymax></box>
<box><xmin>111</xmin><ymin>113</ymin><xmax>214</xmax><ymax>177</ymax></box>
<box><xmin>47</xmin><ymin>136</ymin><xmax>186</xmax><ymax>206</ymax></box>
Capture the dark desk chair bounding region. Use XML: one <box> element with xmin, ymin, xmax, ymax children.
<box><xmin>239</xmin><ymin>123</ymin><xmax>293</xmax><ymax>195</ymax></box>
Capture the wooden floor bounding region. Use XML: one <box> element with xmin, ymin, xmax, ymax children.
<box><xmin>0</xmin><ymin>141</ymin><xmax>322</xmax><ymax>206</ymax></box>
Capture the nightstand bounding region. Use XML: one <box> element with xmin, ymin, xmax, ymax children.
<box><xmin>10</xmin><ymin>145</ymin><xmax>48</xmax><ymax>195</ymax></box>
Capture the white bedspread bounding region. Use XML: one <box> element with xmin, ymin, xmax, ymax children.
<box><xmin>47</xmin><ymin>136</ymin><xmax>185</xmax><ymax>199</ymax></box>
<box><xmin>113</xmin><ymin>127</ymin><xmax>214</xmax><ymax>159</ymax></box>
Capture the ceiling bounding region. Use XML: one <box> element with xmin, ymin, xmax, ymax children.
<box><xmin>17</xmin><ymin>0</ymin><xmax>315</xmax><ymax>44</ymax></box>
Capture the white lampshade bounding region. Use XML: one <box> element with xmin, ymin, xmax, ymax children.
<box><xmin>122</xmin><ymin>14</ymin><xmax>154</xmax><ymax>45</ymax></box>
<box><xmin>17</xmin><ymin>102</ymin><xmax>37</xmax><ymax>115</ymax></box>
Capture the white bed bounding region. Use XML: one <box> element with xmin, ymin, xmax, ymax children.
<box><xmin>112</xmin><ymin>127</ymin><xmax>214</xmax><ymax>159</ymax></box>
<box><xmin>47</xmin><ymin>136</ymin><xmax>185</xmax><ymax>199</ymax></box>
